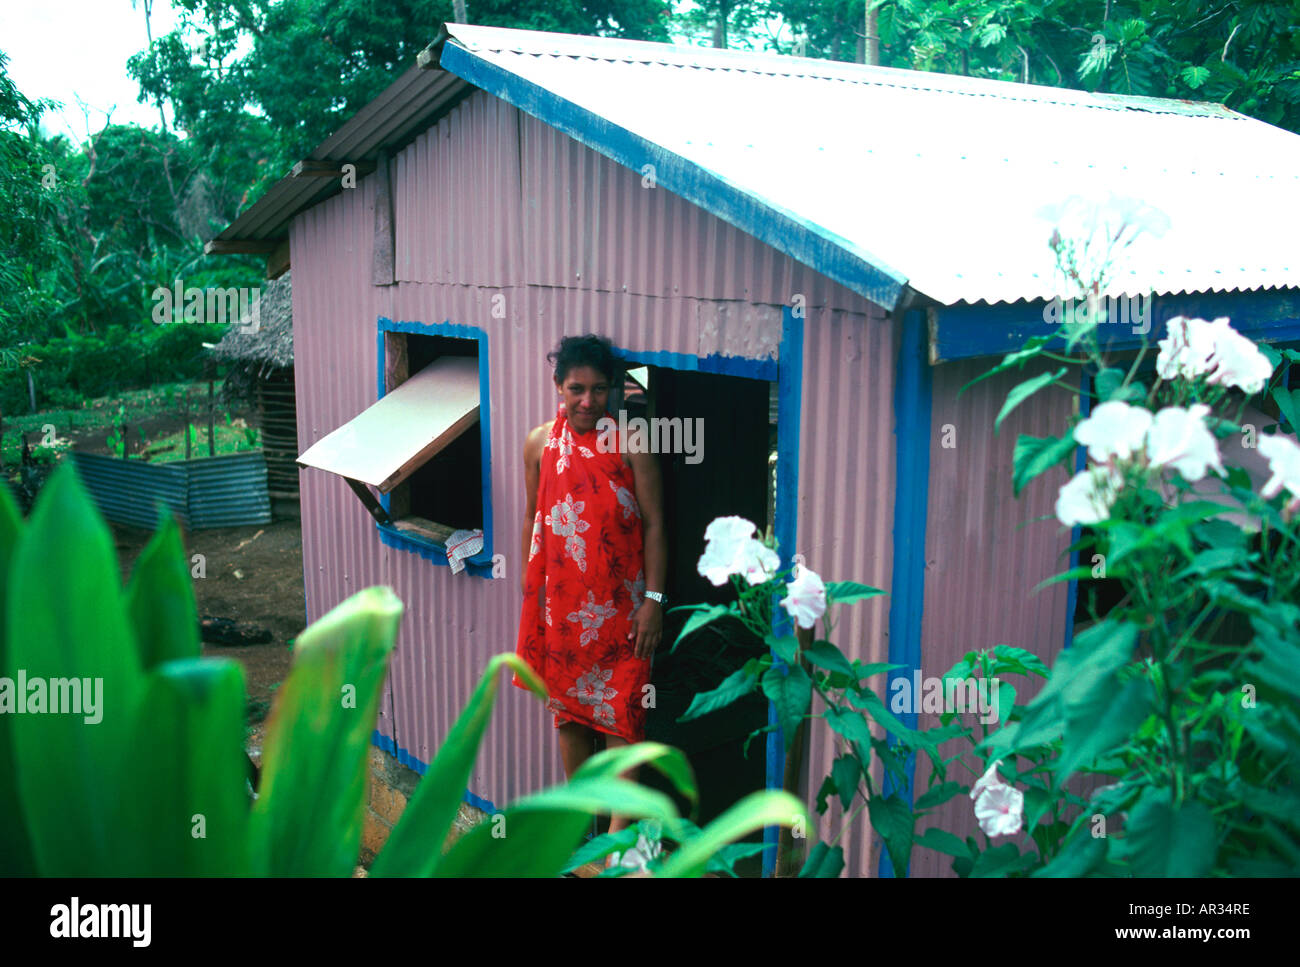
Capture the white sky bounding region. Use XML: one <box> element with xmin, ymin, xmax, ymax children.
<box><xmin>0</xmin><ymin>0</ymin><xmax>183</xmax><ymax>142</ymax></box>
<box><xmin>0</xmin><ymin>1</ymin><xmax>783</xmax><ymax>144</ymax></box>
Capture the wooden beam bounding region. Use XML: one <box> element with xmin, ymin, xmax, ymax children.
<box><xmin>290</xmin><ymin>159</ymin><xmax>377</xmax><ymax>180</ymax></box>
<box><xmin>204</xmin><ymin>238</ymin><xmax>282</xmax><ymax>256</ymax></box>
<box><xmin>266</xmin><ymin>239</ymin><xmax>290</xmax><ymax>280</ymax></box>
<box><xmin>372</xmin><ymin>151</ymin><xmax>394</xmax><ymax>286</ymax></box>
<box><xmin>343</xmin><ymin>476</ymin><xmax>393</xmax><ymax>526</ymax></box>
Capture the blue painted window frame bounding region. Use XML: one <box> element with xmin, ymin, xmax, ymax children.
<box><xmin>373</xmin><ymin>317</ymin><xmax>495</xmax><ymax>579</ymax></box>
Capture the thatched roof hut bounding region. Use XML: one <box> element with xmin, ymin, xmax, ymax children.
<box><xmin>211</xmin><ymin>273</ymin><xmax>298</xmax><ymax>503</ymax></box>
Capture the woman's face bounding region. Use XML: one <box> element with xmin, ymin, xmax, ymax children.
<box><xmin>555</xmin><ymin>365</ymin><xmax>611</xmax><ymax>434</ymax></box>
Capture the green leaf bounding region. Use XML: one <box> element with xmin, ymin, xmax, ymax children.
<box><xmin>0</xmin><ymin>482</ymin><xmax>32</xmax><ymax>874</ymax></box>
<box><xmin>869</xmin><ymin>793</ymin><xmax>914</xmax><ymax>876</ymax></box>
<box><xmin>124</xmin><ymin>512</ymin><xmax>201</xmax><ymax>671</ymax></box>
<box><xmin>677</xmin><ymin>659</ymin><xmax>762</xmax><ymax>722</ymax></box>
<box><xmin>1271</xmin><ymin>387</ymin><xmax>1300</xmax><ymax>433</ymax></box>
<box><xmin>1123</xmin><ymin>790</ymin><xmax>1216</xmax><ymax>877</ymax></box>
<box><xmin>914</xmin><ymin>781</ymin><xmax>966</xmax><ymax>810</ymax></box>
<box><xmin>373</xmin><ymin>652</ymin><xmax>545</xmax><ymax>876</ymax></box>
<box><xmin>7</xmin><ymin>464</ymin><xmax>145</xmax><ymax>875</ymax></box>
<box><xmin>571</xmin><ymin>742</ymin><xmax>698</xmax><ymax>812</ymax></box>
<box><xmin>1013</xmin><ymin>432</ymin><xmax>1078</xmax><ymax>497</ymax></box>
<box><xmin>562</xmin><ymin>827</ymin><xmax>639</xmax><ymax>872</ymax></box>
<box><xmin>824</xmin><ymin>581</ymin><xmax>885</xmax><ymax>605</ymax></box>
<box><xmin>1033</xmin><ymin>831</ymin><xmax>1108</xmax><ymax>877</ymax></box>
<box><xmin>762</xmin><ymin>663</ymin><xmax>812</xmax><ymax>752</ymax></box>
<box><xmin>958</xmin><ymin>337</ymin><xmax>1049</xmax><ymax>398</ymax></box>
<box><xmin>805</xmin><ymin>639</ymin><xmax>856</xmax><ymax>678</ymax></box>
<box><xmin>797</xmin><ymin>840</ymin><xmax>845</xmax><ymax>878</ymax></box>
<box><xmin>825</xmin><ymin>704</ymin><xmax>876</xmax><ymax>748</ymax></box>
<box><xmin>915</xmin><ymin>826</ymin><xmax>969</xmax><ymax>857</ymax></box>
<box><xmin>250</xmin><ymin>586</ymin><xmax>402</xmax><ymax>876</ymax></box>
<box><xmin>970</xmin><ymin>842</ymin><xmax>1036</xmax><ymax>877</ymax></box>
<box><xmin>1094</xmin><ymin>367</ymin><xmax>1126</xmax><ymax>402</ymax></box>
<box><xmin>705</xmin><ymin>841</ymin><xmax>768</xmax><ymax>876</ymax></box>
<box><xmin>434</xmin><ymin>806</ymin><xmax>594</xmax><ymax>877</ymax></box>
<box><xmin>831</xmin><ymin>754</ymin><xmax>861</xmax><ymax>811</ymax></box>
<box><xmin>1056</xmin><ymin>678</ymin><xmax>1152</xmax><ymax>785</ymax></box>
<box><xmin>658</xmin><ymin>790</ymin><xmax>806</xmax><ymax>877</ymax></box>
<box><xmin>116</xmin><ymin>658</ymin><xmax>250</xmax><ymax>875</ymax></box>
<box><xmin>1181</xmin><ymin>65</ymin><xmax>1210</xmax><ymax>89</ymax></box>
<box><xmin>765</xmin><ymin>633</ymin><xmax>799</xmax><ymax>664</ymax></box>
<box><xmin>671</xmin><ymin>604</ymin><xmax>730</xmax><ymax>650</ymax></box>
<box><xmin>995</xmin><ymin>368</ymin><xmax>1068</xmax><ymax>435</ymax></box>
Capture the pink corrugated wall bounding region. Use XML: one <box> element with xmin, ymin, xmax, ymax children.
<box><xmin>289</xmin><ymin>86</ymin><xmax>1074</xmax><ymax>876</ymax></box>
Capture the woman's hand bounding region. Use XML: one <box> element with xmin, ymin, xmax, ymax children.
<box><xmin>627</xmin><ymin>600</ymin><xmax>662</xmax><ymax>660</ymax></box>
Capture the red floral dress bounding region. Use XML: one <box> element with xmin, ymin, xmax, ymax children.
<box><xmin>513</xmin><ymin>402</ymin><xmax>650</xmax><ymax>742</ymax></box>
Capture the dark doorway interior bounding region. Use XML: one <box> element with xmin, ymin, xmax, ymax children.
<box><xmin>606</xmin><ymin>363</ymin><xmax>774</xmax><ymax>868</ymax></box>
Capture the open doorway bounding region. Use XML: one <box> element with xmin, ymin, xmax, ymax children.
<box><xmin>614</xmin><ymin>362</ymin><xmax>776</xmax><ymax>856</ymax></box>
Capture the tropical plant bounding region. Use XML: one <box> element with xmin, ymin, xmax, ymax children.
<box><xmin>0</xmin><ymin>464</ymin><xmax>803</xmax><ymax>876</ymax></box>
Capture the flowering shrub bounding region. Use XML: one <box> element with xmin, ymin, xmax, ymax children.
<box><xmin>946</xmin><ymin>306</ymin><xmax>1300</xmax><ymax>877</ymax></box>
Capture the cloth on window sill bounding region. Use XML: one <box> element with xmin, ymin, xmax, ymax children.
<box><xmin>446</xmin><ymin>528</ymin><xmax>484</xmax><ymax>574</ymax></box>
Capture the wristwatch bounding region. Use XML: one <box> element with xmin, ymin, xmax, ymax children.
<box><xmin>644</xmin><ymin>590</ymin><xmax>666</xmax><ymax>606</ymax></box>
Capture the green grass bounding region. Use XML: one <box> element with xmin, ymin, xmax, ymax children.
<box><xmin>144</xmin><ymin>421</ymin><xmax>259</xmax><ymax>463</ymax></box>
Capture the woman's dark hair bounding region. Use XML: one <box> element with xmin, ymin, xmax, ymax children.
<box><xmin>548</xmin><ymin>334</ymin><xmax>622</xmax><ymax>386</ymax></box>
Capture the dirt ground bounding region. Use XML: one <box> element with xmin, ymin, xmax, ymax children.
<box><xmin>110</xmin><ymin>515</ymin><xmax>303</xmax><ymax>745</ymax></box>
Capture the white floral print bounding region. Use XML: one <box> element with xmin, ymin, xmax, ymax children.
<box><xmin>547</xmin><ymin>421</ymin><xmax>595</xmax><ymax>474</ymax></box>
<box><xmin>528</xmin><ymin>510</ymin><xmax>543</xmax><ymax>561</ymax></box>
<box><xmin>546</xmin><ymin>492</ymin><xmax>590</xmax><ymax>572</ymax></box>
<box><xmin>568</xmin><ymin>664</ymin><xmax>619</xmax><ymax>729</ymax></box>
<box><xmin>624</xmin><ymin>569</ymin><xmax>646</xmax><ymax>621</ymax></box>
<box><xmin>609</xmin><ymin>479</ymin><xmax>641</xmax><ymax>519</ymax></box>
<box><xmin>566</xmin><ymin>590</ymin><xmax>618</xmax><ymax>646</ymax></box>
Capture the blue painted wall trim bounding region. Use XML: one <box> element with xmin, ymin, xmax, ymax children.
<box><xmin>373</xmin><ymin>317</ymin><xmax>495</xmax><ymax>579</ymax></box>
<box><xmin>438</xmin><ymin>41</ymin><xmax>907</xmax><ymax>311</ymax></box>
<box><xmin>616</xmin><ymin>347</ymin><xmax>778</xmax><ymax>382</ymax></box>
<box><xmin>764</xmin><ymin>305</ymin><xmax>804</xmax><ymax>877</ymax></box>
<box><xmin>931</xmin><ymin>288</ymin><xmax>1300</xmax><ymax>362</ymax></box>
<box><xmin>372</xmin><ymin>731</ymin><xmax>500</xmax><ymax>815</ymax></box>
<box><xmin>879</xmin><ymin>309</ymin><xmax>933</xmax><ymax>878</ymax></box>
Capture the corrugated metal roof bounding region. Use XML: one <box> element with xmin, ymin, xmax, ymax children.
<box><xmin>216</xmin><ymin>20</ymin><xmax>1300</xmax><ymax>308</ymax></box>
<box><xmin>432</xmin><ymin>23</ymin><xmax>1300</xmax><ymax>308</ymax></box>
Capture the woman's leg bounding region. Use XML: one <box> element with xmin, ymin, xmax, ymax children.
<box><xmin>557</xmin><ymin>720</ymin><xmax>596</xmax><ymax>780</ymax></box>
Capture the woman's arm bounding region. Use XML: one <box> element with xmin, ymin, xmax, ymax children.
<box><xmin>628</xmin><ymin>449</ymin><xmax>666</xmax><ymax>660</ymax></box>
<box><xmin>521</xmin><ymin>425</ymin><xmax>543</xmax><ymax>595</ymax></box>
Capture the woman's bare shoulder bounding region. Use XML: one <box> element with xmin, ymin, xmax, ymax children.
<box><xmin>524</xmin><ymin>421</ymin><xmax>554</xmax><ymax>459</ymax></box>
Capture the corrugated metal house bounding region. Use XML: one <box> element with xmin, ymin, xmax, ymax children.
<box><xmin>209</xmin><ymin>22</ymin><xmax>1300</xmax><ymax>877</ymax></box>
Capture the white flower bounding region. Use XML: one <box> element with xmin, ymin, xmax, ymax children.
<box><xmin>568</xmin><ymin>665</ymin><xmax>618</xmax><ymax>707</ymax></box>
<box><xmin>566</xmin><ymin>591</ymin><xmax>618</xmax><ymax>647</ymax></box>
<box><xmin>697</xmin><ymin>516</ymin><xmax>781</xmax><ymax>586</ymax></box>
<box><xmin>1156</xmin><ymin>316</ymin><xmax>1222</xmax><ymax>382</ymax></box>
<box><xmin>779</xmin><ymin>566</ymin><xmax>826</xmax><ymax>629</ymax></box>
<box><xmin>969</xmin><ymin>759</ymin><xmax>1024</xmax><ymax>837</ymax></box>
<box><xmin>1204</xmin><ymin>326</ymin><xmax>1274</xmax><ymax>395</ymax></box>
<box><xmin>1144</xmin><ymin>404</ymin><xmax>1224</xmax><ymax>482</ymax></box>
<box><xmin>1259</xmin><ymin>434</ymin><xmax>1300</xmax><ymax>513</ymax></box>
<box><xmin>1055</xmin><ymin>465</ymin><xmax>1123</xmax><ymax>526</ymax></box>
<box><xmin>974</xmin><ymin>784</ymin><xmax>1025</xmax><ymax>837</ymax></box>
<box><xmin>546</xmin><ymin>493</ymin><xmax>588</xmax><ymax>538</ymax></box>
<box><xmin>1074</xmin><ymin>401</ymin><xmax>1152</xmax><ymax>463</ymax></box>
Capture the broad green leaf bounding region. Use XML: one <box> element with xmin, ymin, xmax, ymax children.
<box><xmin>1123</xmin><ymin>790</ymin><xmax>1216</xmax><ymax>877</ymax></box>
<box><xmin>762</xmin><ymin>663</ymin><xmax>812</xmax><ymax>752</ymax></box>
<box><xmin>705</xmin><ymin>841</ymin><xmax>768</xmax><ymax>876</ymax></box>
<box><xmin>124</xmin><ymin>512</ymin><xmax>201</xmax><ymax>671</ymax></box>
<box><xmin>373</xmin><ymin>652</ymin><xmax>545</xmax><ymax>876</ymax></box>
<box><xmin>824</xmin><ymin>581</ymin><xmax>885</xmax><ymax>605</ymax></box>
<box><xmin>995</xmin><ymin>368</ymin><xmax>1067</xmax><ymax>435</ymax></box>
<box><xmin>677</xmin><ymin>660</ymin><xmax>762</xmax><ymax>722</ymax></box>
<box><xmin>505</xmin><ymin>775</ymin><xmax>680</xmax><ymax>822</ymax></box>
<box><xmin>561</xmin><ymin>826</ymin><xmax>639</xmax><ymax>872</ymax></box>
<box><xmin>765</xmin><ymin>633</ymin><xmax>799</xmax><ymax>664</ymax></box>
<box><xmin>1094</xmin><ymin>367</ymin><xmax>1126</xmax><ymax>401</ymax></box>
<box><xmin>250</xmin><ymin>586</ymin><xmax>402</xmax><ymax>876</ymax></box>
<box><xmin>825</xmin><ymin>704</ymin><xmax>876</xmax><ymax>748</ymax></box>
<box><xmin>1032</xmin><ymin>831</ymin><xmax>1108</xmax><ymax>877</ymax></box>
<box><xmin>915</xmin><ymin>827</ymin><xmax>968</xmax><ymax>857</ymax></box>
<box><xmin>671</xmin><ymin>604</ymin><xmax>730</xmax><ymax>650</ymax></box>
<box><xmin>869</xmin><ymin>793</ymin><xmax>914</xmax><ymax>876</ymax></box>
<box><xmin>0</xmin><ymin>482</ymin><xmax>32</xmax><ymax>874</ymax></box>
<box><xmin>805</xmin><ymin>639</ymin><xmax>856</xmax><ymax>678</ymax></box>
<box><xmin>969</xmin><ymin>842</ymin><xmax>1035</xmax><ymax>877</ymax></box>
<box><xmin>7</xmin><ymin>464</ymin><xmax>144</xmax><ymax>875</ymax></box>
<box><xmin>958</xmin><ymin>337</ymin><xmax>1049</xmax><ymax>398</ymax></box>
<box><xmin>1013</xmin><ymin>432</ymin><xmax>1078</xmax><ymax>497</ymax></box>
<box><xmin>987</xmin><ymin>645</ymin><xmax>1050</xmax><ymax>678</ymax></box>
<box><xmin>658</xmin><ymin>790</ymin><xmax>806</xmax><ymax>877</ymax></box>
<box><xmin>435</xmin><ymin>807</ymin><xmax>595</xmax><ymax>877</ymax></box>
<box><xmin>831</xmin><ymin>754</ymin><xmax>861</xmax><ymax>811</ymax></box>
<box><xmin>1272</xmin><ymin>386</ymin><xmax>1300</xmax><ymax>433</ymax></box>
<box><xmin>1056</xmin><ymin>679</ymin><xmax>1151</xmax><ymax>785</ymax></box>
<box><xmin>117</xmin><ymin>658</ymin><xmax>250</xmax><ymax>875</ymax></box>
<box><xmin>914</xmin><ymin>781</ymin><xmax>965</xmax><ymax>810</ymax></box>
<box><xmin>798</xmin><ymin>840</ymin><xmax>845</xmax><ymax>878</ymax></box>
<box><xmin>571</xmin><ymin>741</ymin><xmax>698</xmax><ymax>813</ymax></box>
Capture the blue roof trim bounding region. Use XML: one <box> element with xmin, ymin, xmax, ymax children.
<box><xmin>372</xmin><ymin>730</ymin><xmax>500</xmax><ymax>815</ymax></box>
<box><xmin>880</xmin><ymin>308</ymin><xmax>932</xmax><ymax>879</ymax></box>
<box><xmin>764</xmin><ymin>305</ymin><xmax>803</xmax><ymax>877</ymax></box>
<box><xmin>931</xmin><ymin>288</ymin><xmax>1300</xmax><ymax>362</ymax></box>
<box><xmin>374</xmin><ymin>317</ymin><xmax>495</xmax><ymax>579</ymax></box>
<box><xmin>439</xmin><ymin>40</ymin><xmax>907</xmax><ymax>311</ymax></box>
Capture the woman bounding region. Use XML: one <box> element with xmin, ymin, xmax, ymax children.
<box><xmin>513</xmin><ymin>334</ymin><xmax>667</xmax><ymax>839</ymax></box>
